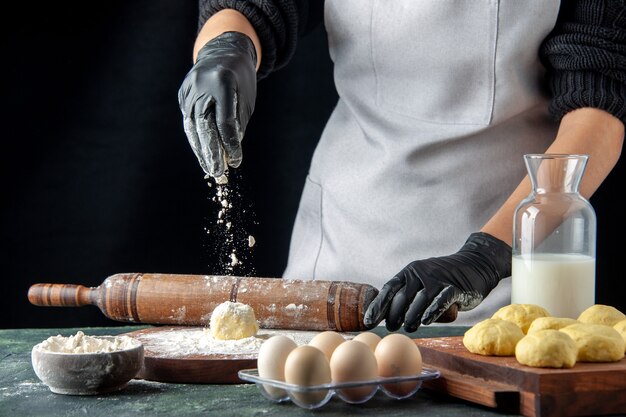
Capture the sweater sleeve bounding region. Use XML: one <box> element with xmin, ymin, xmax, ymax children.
<box><xmin>197</xmin><ymin>0</ymin><xmax>323</xmax><ymax>79</ymax></box>
<box><xmin>540</xmin><ymin>0</ymin><xmax>626</xmax><ymax>124</ymax></box>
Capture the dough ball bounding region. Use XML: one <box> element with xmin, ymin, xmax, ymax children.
<box><xmin>613</xmin><ymin>319</ymin><xmax>626</xmax><ymax>353</ymax></box>
<box><xmin>209</xmin><ymin>301</ymin><xmax>259</xmax><ymax>340</ymax></box>
<box><xmin>560</xmin><ymin>323</ymin><xmax>625</xmax><ymax>362</ymax></box>
<box><xmin>577</xmin><ymin>304</ymin><xmax>626</xmax><ymax>327</ymax></box>
<box><xmin>515</xmin><ymin>329</ymin><xmax>577</xmax><ymax>368</ymax></box>
<box><xmin>492</xmin><ymin>304</ymin><xmax>550</xmax><ymax>334</ymax></box>
<box><xmin>527</xmin><ymin>317</ymin><xmax>578</xmax><ymax>334</ymax></box>
<box><xmin>463</xmin><ymin>318</ymin><xmax>524</xmax><ymax>356</ymax></box>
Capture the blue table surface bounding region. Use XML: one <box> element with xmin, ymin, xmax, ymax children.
<box><xmin>0</xmin><ymin>325</ymin><xmax>523</xmax><ymax>417</ymax></box>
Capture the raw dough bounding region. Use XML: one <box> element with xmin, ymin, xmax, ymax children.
<box><xmin>463</xmin><ymin>318</ymin><xmax>524</xmax><ymax>356</ymax></box>
<box><xmin>209</xmin><ymin>301</ymin><xmax>259</xmax><ymax>340</ymax></box>
<box><xmin>492</xmin><ymin>304</ymin><xmax>550</xmax><ymax>334</ymax></box>
<box><xmin>560</xmin><ymin>323</ymin><xmax>625</xmax><ymax>362</ymax></box>
<box><xmin>515</xmin><ymin>329</ymin><xmax>577</xmax><ymax>368</ymax></box>
<box><xmin>577</xmin><ymin>304</ymin><xmax>626</xmax><ymax>327</ymax></box>
<box><xmin>613</xmin><ymin>319</ymin><xmax>626</xmax><ymax>353</ymax></box>
<box><xmin>527</xmin><ymin>317</ymin><xmax>578</xmax><ymax>334</ymax></box>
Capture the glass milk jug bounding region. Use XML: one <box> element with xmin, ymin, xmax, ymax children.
<box><xmin>511</xmin><ymin>154</ymin><xmax>596</xmax><ymax>318</ymax></box>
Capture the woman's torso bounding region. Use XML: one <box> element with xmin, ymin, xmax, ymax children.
<box><xmin>284</xmin><ymin>0</ymin><xmax>561</xmax><ymax>324</ymax></box>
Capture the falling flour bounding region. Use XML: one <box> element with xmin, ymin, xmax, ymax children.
<box><xmin>204</xmin><ymin>169</ymin><xmax>257</xmax><ymax>275</ymax></box>
<box><xmin>215</xmin><ymin>174</ymin><xmax>229</xmax><ymax>185</ymax></box>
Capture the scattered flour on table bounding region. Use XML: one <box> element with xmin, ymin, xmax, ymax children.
<box><xmin>0</xmin><ymin>382</ymin><xmax>46</xmax><ymax>398</ymax></box>
<box><xmin>134</xmin><ymin>328</ymin><xmax>318</xmax><ymax>358</ymax></box>
<box><xmin>34</xmin><ymin>331</ymin><xmax>140</xmax><ymax>354</ymax></box>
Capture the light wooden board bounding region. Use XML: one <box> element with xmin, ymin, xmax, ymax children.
<box><xmin>122</xmin><ymin>326</ymin><xmax>320</xmax><ymax>384</ymax></box>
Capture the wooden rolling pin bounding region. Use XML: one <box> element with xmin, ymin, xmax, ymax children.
<box><xmin>28</xmin><ymin>273</ymin><xmax>380</xmax><ymax>331</ymax></box>
<box><xmin>28</xmin><ymin>273</ymin><xmax>458</xmax><ymax>331</ymax></box>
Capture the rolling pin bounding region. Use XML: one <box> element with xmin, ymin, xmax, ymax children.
<box><xmin>28</xmin><ymin>273</ymin><xmax>458</xmax><ymax>331</ymax></box>
<box><xmin>28</xmin><ymin>273</ymin><xmax>378</xmax><ymax>331</ymax></box>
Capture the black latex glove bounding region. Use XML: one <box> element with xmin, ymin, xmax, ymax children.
<box><xmin>178</xmin><ymin>31</ymin><xmax>257</xmax><ymax>178</ymax></box>
<box><xmin>364</xmin><ymin>232</ymin><xmax>512</xmax><ymax>332</ymax></box>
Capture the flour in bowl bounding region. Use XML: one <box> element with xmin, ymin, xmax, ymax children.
<box><xmin>34</xmin><ymin>331</ymin><xmax>140</xmax><ymax>354</ymax></box>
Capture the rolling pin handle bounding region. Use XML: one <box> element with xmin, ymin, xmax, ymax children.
<box><xmin>28</xmin><ymin>283</ymin><xmax>94</xmax><ymax>307</ymax></box>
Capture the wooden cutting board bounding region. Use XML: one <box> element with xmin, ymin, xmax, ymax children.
<box><xmin>415</xmin><ymin>336</ymin><xmax>626</xmax><ymax>417</ymax></box>
<box><xmin>122</xmin><ymin>326</ymin><xmax>319</xmax><ymax>384</ymax></box>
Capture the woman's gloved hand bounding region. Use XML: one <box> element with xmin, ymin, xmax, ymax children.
<box><xmin>364</xmin><ymin>232</ymin><xmax>512</xmax><ymax>332</ymax></box>
<box><xmin>178</xmin><ymin>31</ymin><xmax>257</xmax><ymax>178</ymax></box>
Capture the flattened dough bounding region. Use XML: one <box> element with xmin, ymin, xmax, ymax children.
<box><xmin>527</xmin><ymin>317</ymin><xmax>578</xmax><ymax>334</ymax></box>
<box><xmin>463</xmin><ymin>318</ymin><xmax>524</xmax><ymax>356</ymax></box>
<box><xmin>515</xmin><ymin>329</ymin><xmax>577</xmax><ymax>368</ymax></box>
<box><xmin>560</xmin><ymin>323</ymin><xmax>625</xmax><ymax>362</ymax></box>
<box><xmin>577</xmin><ymin>304</ymin><xmax>626</xmax><ymax>327</ymax></box>
<box><xmin>492</xmin><ymin>304</ymin><xmax>550</xmax><ymax>334</ymax></box>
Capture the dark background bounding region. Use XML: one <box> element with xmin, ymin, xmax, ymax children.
<box><xmin>1</xmin><ymin>1</ymin><xmax>337</xmax><ymax>329</ymax></box>
<box><xmin>1</xmin><ymin>1</ymin><xmax>623</xmax><ymax>329</ymax></box>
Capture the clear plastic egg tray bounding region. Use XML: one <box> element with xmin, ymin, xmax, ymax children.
<box><xmin>238</xmin><ymin>367</ymin><xmax>440</xmax><ymax>409</ymax></box>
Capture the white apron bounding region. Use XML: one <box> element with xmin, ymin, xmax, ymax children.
<box><xmin>284</xmin><ymin>0</ymin><xmax>562</xmax><ymax>325</ymax></box>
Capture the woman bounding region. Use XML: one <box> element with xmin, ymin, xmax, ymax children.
<box><xmin>178</xmin><ymin>1</ymin><xmax>625</xmax><ymax>331</ymax></box>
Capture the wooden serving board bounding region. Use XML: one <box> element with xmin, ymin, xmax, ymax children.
<box><xmin>122</xmin><ymin>326</ymin><xmax>319</xmax><ymax>384</ymax></box>
<box><xmin>415</xmin><ymin>336</ymin><xmax>626</xmax><ymax>417</ymax></box>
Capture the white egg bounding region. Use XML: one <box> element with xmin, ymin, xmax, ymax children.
<box><xmin>330</xmin><ymin>340</ymin><xmax>378</xmax><ymax>403</ymax></box>
<box><xmin>375</xmin><ymin>333</ymin><xmax>423</xmax><ymax>398</ymax></box>
<box><xmin>352</xmin><ymin>331</ymin><xmax>382</xmax><ymax>352</ymax></box>
<box><xmin>284</xmin><ymin>345</ymin><xmax>332</xmax><ymax>407</ymax></box>
<box><xmin>257</xmin><ymin>335</ymin><xmax>297</xmax><ymax>399</ymax></box>
<box><xmin>308</xmin><ymin>331</ymin><xmax>345</xmax><ymax>361</ymax></box>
